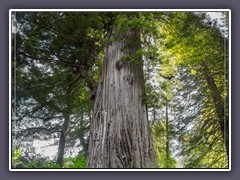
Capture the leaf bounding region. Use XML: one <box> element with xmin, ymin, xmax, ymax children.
<box><xmin>190</xmin><ymin>69</ymin><xmax>197</xmax><ymax>75</ymax></box>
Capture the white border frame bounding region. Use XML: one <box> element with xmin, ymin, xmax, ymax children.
<box><xmin>9</xmin><ymin>9</ymin><xmax>231</xmax><ymax>172</ymax></box>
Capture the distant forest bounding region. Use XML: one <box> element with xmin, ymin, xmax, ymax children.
<box><xmin>11</xmin><ymin>11</ymin><xmax>229</xmax><ymax>169</ymax></box>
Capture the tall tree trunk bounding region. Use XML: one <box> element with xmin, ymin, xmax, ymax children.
<box><xmin>165</xmin><ymin>101</ymin><xmax>170</xmax><ymax>167</ymax></box>
<box><xmin>87</xmin><ymin>28</ymin><xmax>157</xmax><ymax>168</ymax></box>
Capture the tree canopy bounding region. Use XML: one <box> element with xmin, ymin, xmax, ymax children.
<box><xmin>11</xmin><ymin>11</ymin><xmax>229</xmax><ymax>169</ymax></box>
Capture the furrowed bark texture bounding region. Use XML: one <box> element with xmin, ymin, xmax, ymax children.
<box><xmin>87</xmin><ymin>29</ymin><xmax>157</xmax><ymax>168</ymax></box>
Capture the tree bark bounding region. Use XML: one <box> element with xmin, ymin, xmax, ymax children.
<box><xmin>56</xmin><ymin>90</ymin><xmax>71</xmax><ymax>167</ymax></box>
<box><xmin>87</xmin><ymin>28</ymin><xmax>158</xmax><ymax>168</ymax></box>
<box><xmin>56</xmin><ymin>113</ymin><xmax>70</xmax><ymax>167</ymax></box>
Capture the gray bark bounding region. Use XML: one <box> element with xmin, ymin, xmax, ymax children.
<box><xmin>56</xmin><ymin>88</ymin><xmax>71</xmax><ymax>167</ymax></box>
<box><xmin>56</xmin><ymin>113</ymin><xmax>70</xmax><ymax>167</ymax></box>
<box><xmin>87</xmin><ymin>28</ymin><xmax>157</xmax><ymax>168</ymax></box>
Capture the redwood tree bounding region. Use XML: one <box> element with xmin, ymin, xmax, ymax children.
<box><xmin>87</xmin><ymin>24</ymin><xmax>158</xmax><ymax>168</ymax></box>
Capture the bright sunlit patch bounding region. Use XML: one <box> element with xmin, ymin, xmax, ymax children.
<box><xmin>33</xmin><ymin>139</ymin><xmax>58</xmax><ymax>160</ymax></box>
<box><xmin>207</xmin><ymin>12</ymin><xmax>224</xmax><ymax>24</ymax></box>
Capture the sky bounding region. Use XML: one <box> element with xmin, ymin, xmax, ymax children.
<box><xmin>207</xmin><ymin>12</ymin><xmax>226</xmax><ymax>28</ymax></box>
<box><xmin>33</xmin><ymin>139</ymin><xmax>58</xmax><ymax>160</ymax></box>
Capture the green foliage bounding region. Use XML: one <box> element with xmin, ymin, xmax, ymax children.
<box><xmin>12</xmin><ymin>148</ymin><xmax>22</xmax><ymax>168</ymax></box>
<box><xmin>172</xmin><ymin>68</ymin><xmax>228</xmax><ymax>168</ymax></box>
<box><xmin>12</xmin><ymin>148</ymin><xmax>61</xmax><ymax>169</ymax></box>
<box><xmin>152</xmin><ymin>122</ymin><xmax>177</xmax><ymax>168</ymax></box>
<box><xmin>64</xmin><ymin>154</ymin><xmax>87</xmax><ymax>168</ymax></box>
<box><xmin>12</xmin><ymin>147</ymin><xmax>86</xmax><ymax>169</ymax></box>
<box><xmin>146</xmin><ymin>12</ymin><xmax>228</xmax><ymax>169</ymax></box>
<box><xmin>24</xmin><ymin>160</ymin><xmax>61</xmax><ymax>169</ymax></box>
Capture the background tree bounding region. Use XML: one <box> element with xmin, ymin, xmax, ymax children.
<box><xmin>158</xmin><ymin>12</ymin><xmax>229</xmax><ymax>167</ymax></box>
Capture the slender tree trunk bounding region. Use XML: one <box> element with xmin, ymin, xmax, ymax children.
<box><xmin>87</xmin><ymin>28</ymin><xmax>157</xmax><ymax>168</ymax></box>
<box><xmin>202</xmin><ymin>61</ymin><xmax>229</xmax><ymax>158</ymax></box>
<box><xmin>78</xmin><ymin>113</ymin><xmax>89</xmax><ymax>155</ymax></box>
<box><xmin>79</xmin><ymin>131</ymin><xmax>88</xmax><ymax>155</ymax></box>
<box><xmin>165</xmin><ymin>101</ymin><xmax>170</xmax><ymax>167</ymax></box>
<box><xmin>56</xmin><ymin>91</ymin><xmax>71</xmax><ymax>167</ymax></box>
<box><xmin>56</xmin><ymin>132</ymin><xmax>65</xmax><ymax>167</ymax></box>
<box><xmin>56</xmin><ymin>113</ymin><xmax>70</xmax><ymax>167</ymax></box>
